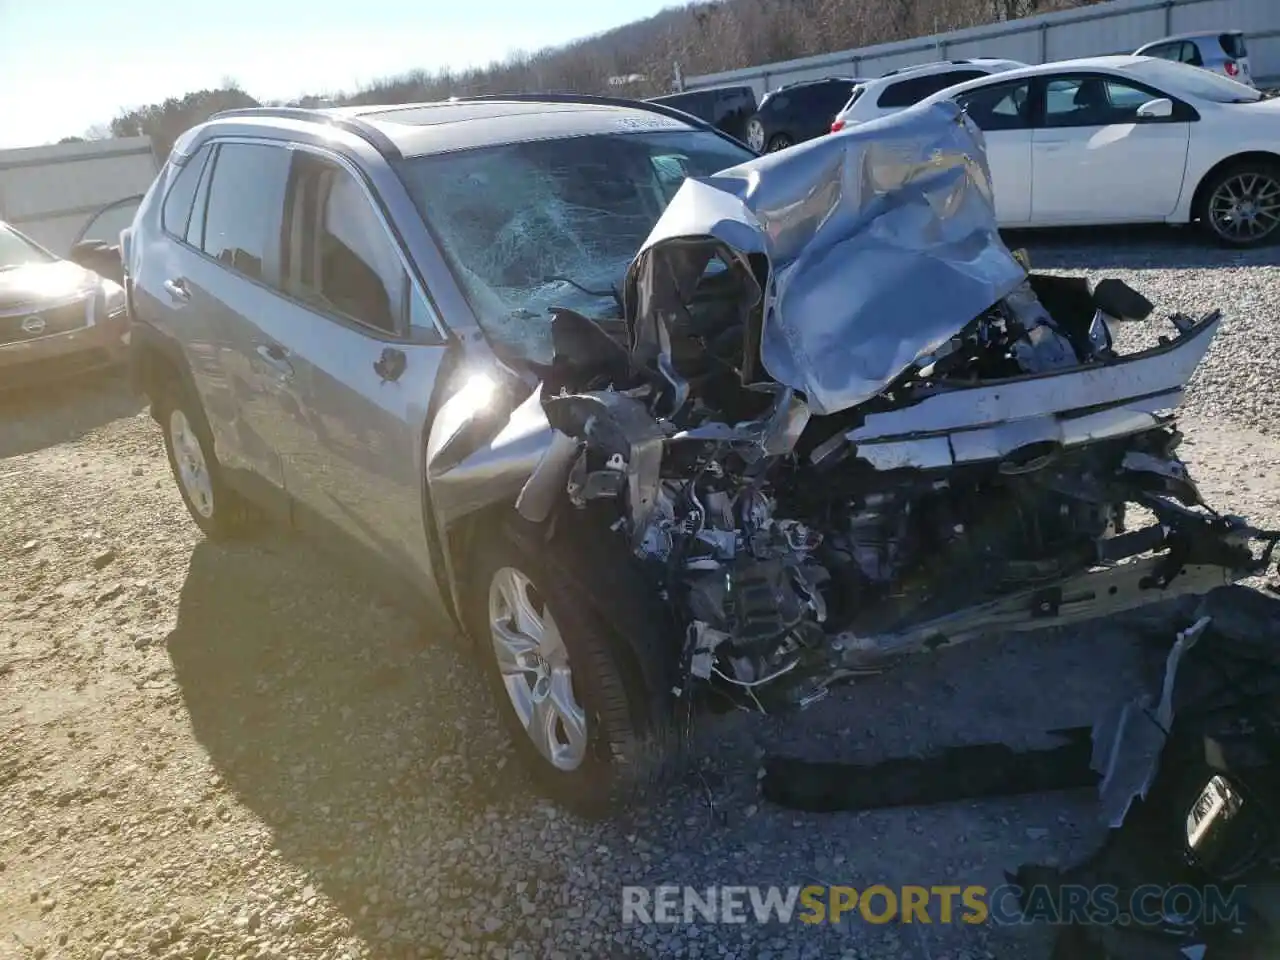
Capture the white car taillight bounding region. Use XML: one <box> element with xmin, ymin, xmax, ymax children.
<box><xmin>830</xmin><ymin>119</ymin><xmax>846</xmax><ymax>133</ymax></box>
<box><xmin>1225</xmin><ymin>60</ymin><xmax>1240</xmax><ymax>77</ymax></box>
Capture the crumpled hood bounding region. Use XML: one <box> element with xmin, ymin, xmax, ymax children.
<box><xmin>623</xmin><ymin>100</ymin><xmax>1030</xmax><ymax>415</ymax></box>
<box><xmin>0</xmin><ymin>260</ymin><xmax>100</xmax><ymax>311</ymax></box>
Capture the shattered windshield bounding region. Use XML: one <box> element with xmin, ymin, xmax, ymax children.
<box><xmin>396</xmin><ymin>129</ymin><xmax>754</xmax><ymax>362</ymax></box>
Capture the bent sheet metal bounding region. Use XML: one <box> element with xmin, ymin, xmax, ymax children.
<box><xmin>624</xmin><ymin>99</ymin><xmax>1029</xmax><ymax>415</ymax></box>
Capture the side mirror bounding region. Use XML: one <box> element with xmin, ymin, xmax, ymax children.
<box><xmin>1136</xmin><ymin>97</ymin><xmax>1174</xmax><ymax>119</ymax></box>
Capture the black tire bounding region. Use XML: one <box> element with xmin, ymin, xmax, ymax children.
<box><xmin>766</xmin><ymin>133</ymin><xmax>794</xmax><ymax>153</ymax></box>
<box><xmin>465</xmin><ymin>508</ymin><xmax>679</xmax><ymax>818</ymax></box>
<box><xmin>1194</xmin><ymin>159</ymin><xmax>1280</xmax><ymax>248</ymax></box>
<box><xmin>156</xmin><ymin>378</ymin><xmax>253</xmax><ymax>540</ymax></box>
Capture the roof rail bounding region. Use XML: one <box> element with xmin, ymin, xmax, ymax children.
<box><xmin>207</xmin><ymin>106</ymin><xmax>402</xmax><ymax>159</ymax></box>
<box><xmin>445</xmin><ymin>92</ymin><xmax>753</xmax><ymax>149</ymax></box>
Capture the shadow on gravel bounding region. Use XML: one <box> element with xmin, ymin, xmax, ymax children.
<box><xmin>0</xmin><ymin>370</ymin><xmax>143</xmax><ymax>459</ymax></box>
<box><xmin>1004</xmin><ymin>224</ymin><xmax>1277</xmax><ymax>271</ymax></box>
<box><xmin>165</xmin><ymin>538</ymin><xmax>545</xmax><ymax>954</ymax></box>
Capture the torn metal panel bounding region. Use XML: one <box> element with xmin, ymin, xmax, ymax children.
<box><xmin>1092</xmin><ymin>615</ymin><xmax>1213</xmax><ymax>829</ymax></box>
<box><xmin>846</xmin><ymin>312</ymin><xmax>1218</xmax><ymax>446</ymax></box>
<box><xmin>428</xmin><ymin>380</ymin><xmax>554</xmax><ymax>525</ymax></box>
<box><xmin>625</xmin><ymin>100</ymin><xmax>1029</xmax><ymax>415</ymax></box>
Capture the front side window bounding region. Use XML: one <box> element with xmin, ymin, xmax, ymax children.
<box><xmin>201</xmin><ymin>142</ymin><xmax>291</xmax><ymax>284</ymax></box>
<box><xmin>285</xmin><ymin>154</ymin><xmax>408</xmax><ymax>335</ymax></box>
<box><xmin>1043</xmin><ymin>77</ymin><xmax>1162</xmax><ymax>127</ymax></box>
<box><xmin>396</xmin><ymin>129</ymin><xmax>754</xmax><ymax>362</ymax></box>
<box><xmin>0</xmin><ymin>224</ymin><xmax>55</xmax><ymax>271</ymax></box>
<box><xmin>955</xmin><ymin>80</ymin><xmax>1033</xmax><ymax>131</ymax></box>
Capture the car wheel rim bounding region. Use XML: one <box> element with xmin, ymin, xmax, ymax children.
<box><xmin>488</xmin><ymin>566</ymin><xmax>588</xmax><ymax>772</ymax></box>
<box><xmin>1209</xmin><ymin>172</ymin><xmax>1280</xmax><ymax>242</ymax></box>
<box><xmin>747</xmin><ymin>121</ymin><xmax>765</xmax><ymax>152</ymax></box>
<box><xmin>768</xmin><ymin>136</ymin><xmax>792</xmax><ymax>153</ymax></box>
<box><xmin>169</xmin><ymin>409</ymin><xmax>214</xmax><ymax>519</ymax></box>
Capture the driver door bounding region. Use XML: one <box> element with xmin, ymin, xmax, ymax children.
<box><xmin>1031</xmin><ymin>74</ymin><xmax>1192</xmax><ymax>224</ymax></box>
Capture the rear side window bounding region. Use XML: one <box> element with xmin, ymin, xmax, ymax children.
<box><xmin>807</xmin><ymin>81</ymin><xmax>857</xmax><ymax>114</ymax></box>
<box><xmin>1220</xmin><ymin>33</ymin><xmax>1247</xmax><ymax>58</ymax></box>
<box><xmin>161</xmin><ymin>145</ymin><xmax>212</xmax><ymax>238</ymax></box>
<box><xmin>877</xmin><ymin>70</ymin><xmax>987</xmax><ymax>108</ymax></box>
<box><xmin>201</xmin><ymin>142</ymin><xmax>291</xmax><ymax>285</ymax></box>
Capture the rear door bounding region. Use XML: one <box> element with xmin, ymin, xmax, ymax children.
<box><xmin>187</xmin><ymin>140</ymin><xmax>299</xmax><ymax>499</ymax></box>
<box><xmin>1030</xmin><ymin>73</ymin><xmax>1191</xmax><ymax>223</ymax></box>
<box><xmin>272</xmin><ymin>148</ymin><xmax>451</xmax><ymax>575</ymax></box>
<box><xmin>952</xmin><ymin>77</ymin><xmax>1036</xmax><ymax>224</ymax></box>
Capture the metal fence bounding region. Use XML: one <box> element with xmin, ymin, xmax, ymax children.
<box><xmin>684</xmin><ymin>0</ymin><xmax>1280</xmax><ymax>97</ymax></box>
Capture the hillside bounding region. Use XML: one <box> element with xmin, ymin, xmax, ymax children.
<box><xmin>106</xmin><ymin>0</ymin><xmax>1089</xmax><ymax>158</ymax></box>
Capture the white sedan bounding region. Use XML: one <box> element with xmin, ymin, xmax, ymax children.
<box><xmin>911</xmin><ymin>55</ymin><xmax>1280</xmax><ymax>246</ymax></box>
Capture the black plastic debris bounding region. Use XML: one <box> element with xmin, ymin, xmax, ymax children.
<box><xmin>760</xmin><ymin>727</ymin><xmax>1099</xmax><ymax>813</ymax></box>
<box><xmin>1023</xmin><ymin>586</ymin><xmax>1280</xmax><ymax>958</ymax></box>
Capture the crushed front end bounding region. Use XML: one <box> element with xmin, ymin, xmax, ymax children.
<box><xmin>515</xmin><ymin>100</ymin><xmax>1279</xmax><ymax>714</ymax></box>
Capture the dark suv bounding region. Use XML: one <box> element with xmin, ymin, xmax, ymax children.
<box><xmin>744</xmin><ymin>77</ymin><xmax>868</xmax><ymax>152</ymax></box>
<box><xmin>647</xmin><ymin>85</ymin><xmax>758</xmax><ymax>142</ymax></box>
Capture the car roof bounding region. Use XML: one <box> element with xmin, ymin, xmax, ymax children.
<box><xmin>1137</xmin><ymin>30</ymin><xmax>1242</xmax><ymax>47</ymax></box>
<box><xmin>876</xmin><ymin>57</ymin><xmax>1025</xmax><ymax>80</ymax></box>
<box><xmin>911</xmin><ymin>55</ymin><xmax>1165</xmax><ymax>104</ymax></box>
<box><xmin>215</xmin><ymin>98</ymin><xmax>708</xmax><ymax>160</ymax></box>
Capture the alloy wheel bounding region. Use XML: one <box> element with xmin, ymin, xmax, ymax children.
<box><xmin>746</xmin><ymin>119</ymin><xmax>765</xmax><ymax>152</ymax></box>
<box><xmin>488</xmin><ymin>566</ymin><xmax>588</xmax><ymax>771</ymax></box>
<box><xmin>1208</xmin><ymin>171</ymin><xmax>1280</xmax><ymax>244</ymax></box>
<box><xmin>169</xmin><ymin>409</ymin><xmax>214</xmax><ymax>519</ymax></box>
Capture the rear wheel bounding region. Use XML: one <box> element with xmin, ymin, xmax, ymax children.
<box><xmin>1196</xmin><ymin>160</ymin><xmax>1280</xmax><ymax>247</ymax></box>
<box><xmin>157</xmin><ymin>379</ymin><xmax>253</xmax><ymax>540</ymax></box>
<box><xmin>766</xmin><ymin>133</ymin><xmax>794</xmax><ymax>153</ymax></box>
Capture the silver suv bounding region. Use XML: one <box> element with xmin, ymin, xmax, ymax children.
<box><xmin>125</xmin><ymin>95</ymin><xmax>1273</xmax><ymax>817</ymax></box>
<box><xmin>124</xmin><ymin>97</ymin><xmax>755</xmax><ymax>812</ymax></box>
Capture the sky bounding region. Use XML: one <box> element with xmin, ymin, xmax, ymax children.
<box><xmin>0</xmin><ymin>0</ymin><xmax>679</xmax><ymax>148</ymax></box>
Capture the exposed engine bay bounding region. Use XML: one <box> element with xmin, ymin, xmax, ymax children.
<box><xmin>503</xmin><ymin>101</ymin><xmax>1279</xmax><ymax>715</ymax></box>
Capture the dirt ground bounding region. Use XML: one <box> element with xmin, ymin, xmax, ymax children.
<box><xmin>3</xmin><ymin>242</ymin><xmax>1280</xmax><ymax>960</ymax></box>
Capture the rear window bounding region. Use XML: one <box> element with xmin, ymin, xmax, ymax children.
<box><xmin>1220</xmin><ymin>32</ymin><xmax>1247</xmax><ymax>59</ymax></box>
<box><xmin>840</xmin><ymin>85</ymin><xmax>866</xmax><ymax>112</ymax></box>
<box><xmin>877</xmin><ymin>69</ymin><xmax>988</xmax><ymax>108</ymax></box>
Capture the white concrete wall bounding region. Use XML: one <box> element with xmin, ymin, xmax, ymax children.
<box><xmin>686</xmin><ymin>0</ymin><xmax>1280</xmax><ymax>95</ymax></box>
<box><xmin>0</xmin><ymin>137</ymin><xmax>157</xmax><ymax>256</ymax></box>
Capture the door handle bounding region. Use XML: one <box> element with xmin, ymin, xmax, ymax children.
<box><xmin>374</xmin><ymin>347</ymin><xmax>406</xmax><ymax>383</ymax></box>
<box><xmin>163</xmin><ymin>278</ymin><xmax>190</xmax><ymax>303</ymax></box>
<box><xmin>255</xmin><ymin>343</ymin><xmax>294</xmax><ymax>379</ymax></box>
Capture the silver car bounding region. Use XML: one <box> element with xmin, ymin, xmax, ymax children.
<box><xmin>1135</xmin><ymin>31</ymin><xmax>1255</xmax><ymax>88</ymax></box>
<box><xmin>124</xmin><ymin>96</ymin><xmax>1275</xmax><ymax>816</ymax></box>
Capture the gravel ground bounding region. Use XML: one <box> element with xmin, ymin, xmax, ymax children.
<box><xmin>1</xmin><ymin>228</ymin><xmax>1278</xmax><ymax>960</ymax></box>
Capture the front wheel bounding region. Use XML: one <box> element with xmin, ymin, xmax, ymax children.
<box><xmin>466</xmin><ymin>515</ymin><xmax>677</xmax><ymax>817</ymax></box>
<box><xmin>1196</xmin><ymin>161</ymin><xmax>1280</xmax><ymax>247</ymax></box>
<box><xmin>745</xmin><ymin>116</ymin><xmax>766</xmax><ymax>153</ymax></box>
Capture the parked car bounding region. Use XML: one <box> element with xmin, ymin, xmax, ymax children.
<box><xmin>124</xmin><ymin>95</ymin><xmax>1270</xmax><ymax>816</ymax></box>
<box><xmin>648</xmin><ymin>85</ymin><xmax>758</xmax><ymax>142</ymax></box>
<box><xmin>0</xmin><ymin>218</ymin><xmax>129</xmax><ymax>388</ymax></box>
<box><xmin>744</xmin><ymin>77</ymin><xmax>869</xmax><ymax>151</ymax></box>
<box><xmin>830</xmin><ymin>58</ymin><xmax>1026</xmax><ymax>131</ymax></box>
<box><xmin>1135</xmin><ymin>31</ymin><xmax>1254</xmax><ymax>88</ymax></box>
<box><xmin>913</xmin><ymin>55</ymin><xmax>1280</xmax><ymax>246</ymax></box>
